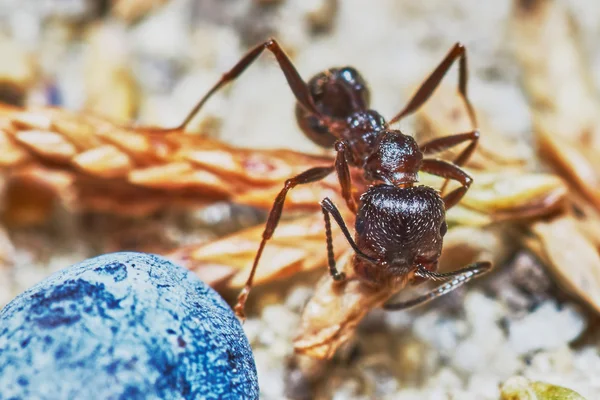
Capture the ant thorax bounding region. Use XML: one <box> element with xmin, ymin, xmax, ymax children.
<box><xmin>353</xmin><ymin>184</ymin><xmax>447</xmax><ymax>286</ymax></box>
<box><xmin>363</xmin><ymin>130</ymin><xmax>424</xmax><ymax>186</ymax></box>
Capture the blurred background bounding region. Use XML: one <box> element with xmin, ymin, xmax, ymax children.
<box><xmin>0</xmin><ymin>0</ymin><xmax>600</xmax><ymax>399</ymax></box>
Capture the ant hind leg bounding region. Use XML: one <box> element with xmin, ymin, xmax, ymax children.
<box><xmin>419</xmin><ymin>130</ymin><xmax>480</xmax><ymax>167</ymax></box>
<box><xmin>419</xmin><ymin>130</ymin><xmax>480</xmax><ymax>193</ymax></box>
<box><xmin>420</xmin><ymin>158</ymin><xmax>473</xmax><ymax>210</ymax></box>
<box><xmin>389</xmin><ymin>42</ymin><xmax>476</xmax><ymax>128</ymax></box>
<box><xmin>383</xmin><ymin>261</ymin><xmax>492</xmax><ymax>311</ymax></box>
<box><xmin>142</xmin><ymin>38</ymin><xmax>321</xmax><ymax>133</ymax></box>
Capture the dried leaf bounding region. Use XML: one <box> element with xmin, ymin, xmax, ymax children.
<box><xmin>73</xmin><ymin>145</ymin><xmax>133</xmax><ymax>178</ymax></box>
<box><xmin>511</xmin><ymin>0</ymin><xmax>600</xmax><ymax>212</ymax></box>
<box><xmin>293</xmin><ymin>249</ymin><xmax>400</xmax><ymax>359</ymax></box>
<box><xmin>421</xmin><ymin>170</ymin><xmax>568</xmax><ymax>223</ymax></box>
<box><xmin>501</xmin><ymin>376</ymin><xmax>586</xmax><ymax>400</ymax></box>
<box><xmin>510</xmin><ymin>0</ymin><xmax>600</xmax><ymax>317</ymax></box>
<box><xmin>530</xmin><ymin>215</ymin><xmax>600</xmax><ymax>313</ymax></box>
<box><xmin>165</xmin><ymin>209</ymin><xmax>353</xmax><ymax>289</ymax></box>
<box><xmin>569</xmin><ymin>195</ymin><xmax>600</xmax><ymax>250</ymax></box>
<box><xmin>534</xmin><ymin>120</ymin><xmax>600</xmax><ymax>211</ymax></box>
<box><xmin>510</xmin><ymin>0</ymin><xmax>598</xmax><ymax>143</ymax></box>
<box><xmin>2</xmin><ymin>177</ymin><xmax>58</xmax><ymax>228</ymax></box>
<box><xmin>445</xmin><ymin>205</ymin><xmax>492</xmax><ymax>227</ymax></box>
<box><xmin>15</xmin><ymin>130</ymin><xmax>77</xmax><ymax>161</ymax></box>
<box><xmin>461</xmin><ymin>170</ymin><xmax>567</xmax><ymax>220</ymax></box>
<box><xmin>438</xmin><ymin>225</ymin><xmax>515</xmax><ymax>274</ymax></box>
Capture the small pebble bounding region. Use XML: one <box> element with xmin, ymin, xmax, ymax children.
<box><xmin>507</xmin><ymin>302</ymin><xmax>586</xmax><ymax>355</ymax></box>
<box><xmin>0</xmin><ymin>252</ymin><xmax>258</xmax><ymax>399</ymax></box>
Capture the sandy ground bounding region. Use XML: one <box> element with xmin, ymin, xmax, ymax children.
<box><xmin>1</xmin><ymin>0</ymin><xmax>600</xmax><ymax>398</ymax></box>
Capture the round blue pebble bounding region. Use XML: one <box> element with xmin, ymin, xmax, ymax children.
<box><xmin>0</xmin><ymin>252</ymin><xmax>259</xmax><ymax>400</ymax></box>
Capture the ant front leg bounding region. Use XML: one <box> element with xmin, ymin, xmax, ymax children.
<box><xmin>389</xmin><ymin>42</ymin><xmax>476</xmax><ymax>128</ymax></box>
<box><xmin>420</xmin><ymin>159</ymin><xmax>473</xmax><ymax>210</ymax></box>
<box><xmin>234</xmin><ymin>165</ymin><xmax>334</xmax><ymax>320</ymax></box>
<box><xmin>334</xmin><ymin>140</ymin><xmax>358</xmax><ymax>213</ymax></box>
<box><xmin>383</xmin><ymin>261</ymin><xmax>492</xmax><ymax>311</ymax></box>
<box><xmin>320</xmin><ymin>198</ymin><xmax>379</xmax><ymax>280</ymax></box>
<box><xmin>146</xmin><ymin>38</ymin><xmax>321</xmax><ymax>133</ymax></box>
<box><xmin>420</xmin><ymin>130</ymin><xmax>480</xmax><ymax>193</ymax></box>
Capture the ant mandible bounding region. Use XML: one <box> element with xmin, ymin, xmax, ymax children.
<box><xmin>164</xmin><ymin>39</ymin><xmax>492</xmax><ymax>319</ymax></box>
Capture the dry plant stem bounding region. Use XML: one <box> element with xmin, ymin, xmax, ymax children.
<box><xmin>0</xmin><ymin>103</ymin><xmax>345</xmax><ymax>217</ymax></box>
<box><xmin>511</xmin><ymin>0</ymin><xmax>600</xmax><ymax>211</ymax></box>
<box><xmin>293</xmin><ymin>250</ymin><xmax>400</xmax><ymax>359</ymax></box>
<box><xmin>529</xmin><ymin>215</ymin><xmax>600</xmax><ymax>314</ymax></box>
<box><xmin>511</xmin><ymin>0</ymin><xmax>598</xmax><ymax>137</ymax></box>
<box><xmin>534</xmin><ymin>123</ymin><xmax>600</xmax><ymax>211</ymax></box>
<box><xmin>511</xmin><ymin>0</ymin><xmax>600</xmax><ymax>316</ymax></box>
<box><xmin>569</xmin><ymin>194</ymin><xmax>600</xmax><ymax>250</ymax></box>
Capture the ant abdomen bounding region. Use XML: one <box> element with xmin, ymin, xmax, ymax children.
<box><xmin>354</xmin><ymin>185</ymin><xmax>446</xmax><ymax>284</ymax></box>
<box><xmin>295</xmin><ymin>67</ymin><xmax>371</xmax><ymax>148</ymax></box>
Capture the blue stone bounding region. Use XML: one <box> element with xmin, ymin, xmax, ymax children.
<box><xmin>0</xmin><ymin>252</ymin><xmax>259</xmax><ymax>400</ymax></box>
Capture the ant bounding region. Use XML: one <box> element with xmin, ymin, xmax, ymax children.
<box><xmin>162</xmin><ymin>39</ymin><xmax>492</xmax><ymax>319</ymax></box>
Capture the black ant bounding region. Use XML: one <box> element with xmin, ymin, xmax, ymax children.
<box><xmin>162</xmin><ymin>39</ymin><xmax>492</xmax><ymax>319</ymax></box>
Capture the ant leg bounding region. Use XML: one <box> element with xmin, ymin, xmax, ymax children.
<box><xmin>383</xmin><ymin>261</ymin><xmax>491</xmax><ymax>311</ymax></box>
<box><xmin>420</xmin><ymin>130</ymin><xmax>480</xmax><ymax>167</ymax></box>
<box><xmin>146</xmin><ymin>38</ymin><xmax>320</xmax><ymax>133</ymax></box>
<box><xmin>420</xmin><ymin>159</ymin><xmax>472</xmax><ymax>210</ymax></box>
<box><xmin>388</xmin><ymin>43</ymin><xmax>476</xmax><ymax>128</ymax></box>
<box><xmin>321</xmin><ymin>202</ymin><xmax>347</xmax><ymax>281</ymax></box>
<box><xmin>234</xmin><ymin>165</ymin><xmax>334</xmax><ymax>320</ymax></box>
<box><xmin>420</xmin><ymin>130</ymin><xmax>480</xmax><ymax>193</ymax></box>
<box><xmin>334</xmin><ymin>140</ymin><xmax>358</xmax><ymax>213</ymax></box>
<box><xmin>321</xmin><ymin>198</ymin><xmax>378</xmax><ymax>264</ymax></box>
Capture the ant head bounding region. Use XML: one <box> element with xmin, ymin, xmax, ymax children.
<box><xmin>296</xmin><ymin>67</ymin><xmax>371</xmax><ymax>148</ymax></box>
<box><xmin>355</xmin><ymin>185</ymin><xmax>447</xmax><ymax>281</ymax></box>
<box><xmin>313</xmin><ymin>67</ymin><xmax>370</xmax><ymax>114</ymax></box>
<box><xmin>364</xmin><ymin>130</ymin><xmax>423</xmax><ymax>185</ymax></box>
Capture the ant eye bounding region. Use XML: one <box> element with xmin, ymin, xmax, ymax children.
<box><xmin>440</xmin><ymin>221</ymin><xmax>448</xmax><ymax>236</ymax></box>
<box><xmin>339</xmin><ymin>67</ymin><xmax>357</xmax><ymax>82</ymax></box>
